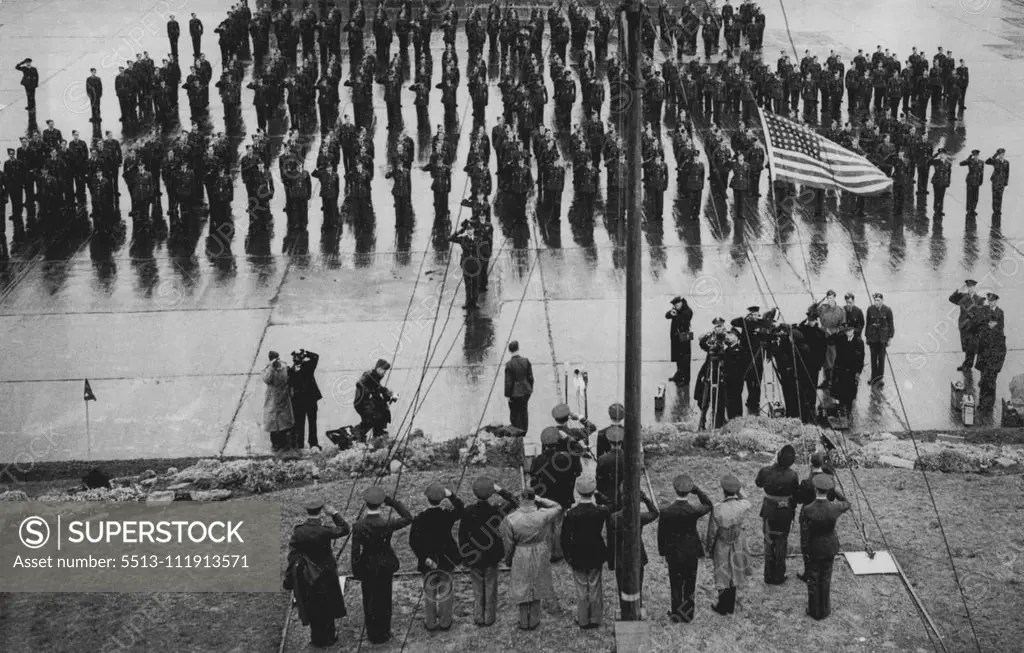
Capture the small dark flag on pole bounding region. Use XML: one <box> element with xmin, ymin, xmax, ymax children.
<box><xmin>84</xmin><ymin>380</ymin><xmax>97</xmax><ymax>402</ymax></box>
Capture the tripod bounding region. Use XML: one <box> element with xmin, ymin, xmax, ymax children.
<box><xmin>699</xmin><ymin>354</ymin><xmax>726</xmax><ymax>431</ymax></box>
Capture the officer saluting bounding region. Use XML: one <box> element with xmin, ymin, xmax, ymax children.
<box><xmin>985</xmin><ymin>148</ymin><xmax>1010</xmax><ymax>218</ymax></box>
<box><xmin>800</xmin><ymin>474</ymin><xmax>850</xmax><ymax>620</ymax></box>
<box><xmin>949</xmin><ymin>280</ymin><xmax>986</xmax><ymax>372</ymax></box>
<box><xmin>459</xmin><ymin>477</ymin><xmax>518</xmax><ymax>626</ymax></box>
<box><xmin>657</xmin><ymin>473</ymin><xmax>713</xmax><ymax>622</ymax></box>
<box><xmin>351</xmin><ymin>486</ymin><xmax>414</xmax><ymax>645</ymax></box>
<box><xmin>285</xmin><ymin>498</ymin><xmax>350</xmax><ymax>648</ymax></box>
<box><xmin>959</xmin><ymin>149</ymin><xmax>984</xmax><ymax>217</ymax></box>
<box><xmin>409</xmin><ymin>482</ymin><xmax>465</xmax><ymax>631</ymax></box>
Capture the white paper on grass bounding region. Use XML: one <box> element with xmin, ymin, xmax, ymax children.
<box><xmin>843</xmin><ymin>550</ymin><xmax>899</xmax><ymax>575</ymax></box>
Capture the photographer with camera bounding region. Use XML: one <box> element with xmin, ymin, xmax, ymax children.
<box><xmin>730</xmin><ymin>305</ymin><xmax>774</xmax><ymax>416</ymax></box>
<box><xmin>354</xmin><ymin>358</ymin><xmax>398</xmax><ymax>439</ymax></box>
<box><xmin>289</xmin><ymin>349</ymin><xmax>322</xmax><ymax>451</ymax></box>
<box><xmin>263</xmin><ymin>350</ymin><xmax>295</xmax><ymax>452</ymax></box>
<box><xmin>695</xmin><ymin>317</ymin><xmax>739</xmax><ymax>430</ymax></box>
<box><xmin>666</xmin><ymin>296</ymin><xmax>694</xmax><ymax>386</ymax></box>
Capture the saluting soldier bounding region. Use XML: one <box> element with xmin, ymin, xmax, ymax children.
<box><xmin>351</xmin><ymin>487</ymin><xmax>414</xmax><ymax>645</ymax></box>
<box><xmin>929</xmin><ymin>148</ymin><xmax>952</xmax><ymax>217</ymax></box>
<box><xmin>704</xmin><ymin>474</ymin><xmax>752</xmax><ymax>615</ymax></box>
<box><xmin>658</xmin><ymin>474</ymin><xmax>713</xmax><ymax>623</ymax></box>
<box><xmin>596</xmin><ymin>402</ymin><xmax>625</xmax><ymax>458</ymax></box>
<box><xmin>561</xmin><ymin>477</ymin><xmax>610</xmax><ymax>629</ymax></box>
<box><xmin>500</xmin><ymin>488</ymin><xmax>561</xmax><ymax>630</ymax></box>
<box><xmin>865</xmin><ymin>293</ymin><xmax>895</xmax><ymax>385</ymax></box>
<box><xmin>754</xmin><ymin>445</ymin><xmax>799</xmax><ymax>585</ymax></box>
<box><xmin>285</xmin><ymin>498</ymin><xmax>350</xmax><ymax>648</ymax></box>
<box><xmin>801</xmin><ymin>474</ymin><xmax>850</xmax><ymax>620</ymax></box>
<box><xmin>409</xmin><ymin>482</ymin><xmax>464</xmax><ymax>631</ymax></box>
<box><xmin>459</xmin><ymin>478</ymin><xmax>518</xmax><ymax>626</ymax></box>
<box><xmin>985</xmin><ymin>148</ymin><xmax>1009</xmax><ymax>217</ymax></box>
<box><xmin>960</xmin><ymin>149</ymin><xmax>984</xmax><ymax>217</ymax></box>
<box><xmin>530</xmin><ymin>426</ymin><xmax>581</xmax><ymax>561</ymax></box>
<box><xmin>949</xmin><ymin>279</ymin><xmax>986</xmax><ymax>372</ymax></box>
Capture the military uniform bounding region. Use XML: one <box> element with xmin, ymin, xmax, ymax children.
<box><xmin>800</xmin><ymin>475</ymin><xmax>850</xmax><ymax>620</ymax></box>
<box><xmin>409</xmin><ymin>483</ymin><xmax>465</xmax><ymax>631</ymax></box>
<box><xmin>285</xmin><ymin>500</ymin><xmax>350</xmax><ymax>648</ymax></box>
<box><xmin>658</xmin><ymin>475</ymin><xmax>713</xmax><ymax>622</ymax></box>
<box><xmin>949</xmin><ymin>284</ymin><xmax>986</xmax><ymax>370</ymax></box>
<box><xmin>459</xmin><ymin>478</ymin><xmax>518</xmax><ymax>626</ymax></box>
<box><xmin>929</xmin><ymin>153</ymin><xmax>952</xmax><ymax>215</ymax></box>
<box><xmin>754</xmin><ymin>447</ymin><xmax>800</xmax><ymax>584</ymax></box>
<box><xmin>960</xmin><ymin>151</ymin><xmax>984</xmax><ymax>215</ymax></box>
<box><xmin>986</xmin><ymin>151</ymin><xmax>1010</xmax><ymax>216</ymax></box>
<box><xmin>561</xmin><ymin>477</ymin><xmax>610</xmax><ymax>629</ymax></box>
<box><xmin>704</xmin><ymin>475</ymin><xmax>752</xmax><ymax>615</ymax></box>
<box><xmin>975</xmin><ymin>296</ymin><xmax>1006</xmax><ymax>409</ymax></box>
<box><xmin>351</xmin><ymin>487</ymin><xmax>414</xmax><ymax>644</ymax></box>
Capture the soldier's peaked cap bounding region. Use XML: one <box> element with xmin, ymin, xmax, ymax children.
<box><xmin>712</xmin><ymin>316</ymin><xmax>725</xmax><ymax>325</ymax></box>
<box><xmin>813</xmin><ymin>474</ymin><xmax>835</xmax><ymax>491</ymax></box>
<box><xmin>673</xmin><ymin>474</ymin><xmax>694</xmax><ymax>494</ymax></box>
<box><xmin>424</xmin><ymin>482</ymin><xmax>446</xmax><ymax>502</ymax></box>
<box><xmin>472</xmin><ymin>476</ymin><xmax>495</xmax><ymax>499</ymax></box>
<box><xmin>551</xmin><ymin>403</ymin><xmax>571</xmax><ymax>420</ymax></box>
<box><xmin>576</xmin><ymin>477</ymin><xmax>596</xmax><ymax>495</ymax></box>
<box><xmin>363</xmin><ymin>486</ymin><xmax>386</xmax><ymax>506</ymax></box>
<box><xmin>721</xmin><ymin>475</ymin><xmax>741</xmax><ymax>493</ymax></box>
<box><xmin>997</xmin><ymin>148</ymin><xmax>1006</xmax><ymax>155</ymax></box>
<box><xmin>304</xmin><ymin>498</ymin><xmax>325</xmax><ymax>511</ymax></box>
<box><xmin>988</xmin><ymin>293</ymin><xmax>1000</xmax><ymax>301</ymax></box>
<box><xmin>965</xmin><ymin>279</ymin><xmax>977</xmax><ymax>286</ymax></box>
<box><xmin>541</xmin><ymin>426</ymin><xmax>561</xmax><ymax>445</ymax></box>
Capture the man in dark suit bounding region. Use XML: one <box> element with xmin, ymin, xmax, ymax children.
<box><xmin>458</xmin><ymin>477</ymin><xmax>519</xmax><ymax>626</ymax></box>
<box><xmin>657</xmin><ymin>474</ymin><xmax>713</xmax><ymax>622</ymax></box>
<box><xmin>409</xmin><ymin>483</ymin><xmax>464</xmax><ymax>631</ymax></box>
<box><xmin>504</xmin><ymin>340</ymin><xmax>533</xmax><ymax>434</ymax></box>
<box><xmin>285</xmin><ymin>498</ymin><xmax>350</xmax><ymax>648</ymax></box>
<box><xmin>351</xmin><ymin>487</ymin><xmax>413</xmax><ymax>644</ymax></box>
<box><xmin>865</xmin><ymin>293</ymin><xmax>895</xmax><ymax>385</ymax></box>
<box><xmin>189</xmin><ymin>13</ymin><xmax>204</xmax><ymax>58</ymax></box>
<box><xmin>800</xmin><ymin>474</ymin><xmax>850</xmax><ymax>620</ymax></box>
<box><xmin>289</xmin><ymin>349</ymin><xmax>322</xmax><ymax>450</ymax></box>
<box><xmin>561</xmin><ymin>477</ymin><xmax>610</xmax><ymax>629</ymax></box>
<box><xmin>754</xmin><ymin>444</ymin><xmax>800</xmax><ymax>585</ymax></box>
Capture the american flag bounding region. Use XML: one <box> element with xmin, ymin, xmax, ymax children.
<box><xmin>757</xmin><ymin>109</ymin><xmax>893</xmax><ymax>196</ymax></box>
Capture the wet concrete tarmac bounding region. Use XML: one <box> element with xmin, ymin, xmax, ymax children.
<box><xmin>1</xmin><ymin>0</ymin><xmax>1023</xmax><ymax>462</ymax></box>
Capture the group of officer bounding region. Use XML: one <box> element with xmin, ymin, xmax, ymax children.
<box><xmin>684</xmin><ymin>291</ymin><xmax>895</xmax><ymax>429</ymax></box>
<box><xmin>286</xmin><ymin>412</ymin><xmax>851</xmax><ymax>647</ymax></box>
<box><xmin>949</xmin><ymin>279</ymin><xmax>1007</xmax><ymax>410</ymax></box>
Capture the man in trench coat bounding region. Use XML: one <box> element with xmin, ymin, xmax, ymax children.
<box><xmin>263</xmin><ymin>350</ymin><xmax>294</xmax><ymax>451</ymax></box>
<box><xmin>705</xmin><ymin>474</ymin><xmax>753</xmax><ymax>615</ymax></box>
<box><xmin>285</xmin><ymin>498</ymin><xmax>350</xmax><ymax>648</ymax></box>
<box><xmin>500</xmin><ymin>488</ymin><xmax>561</xmax><ymax>630</ymax></box>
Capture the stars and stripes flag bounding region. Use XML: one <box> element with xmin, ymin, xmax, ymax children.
<box><xmin>757</xmin><ymin>108</ymin><xmax>893</xmax><ymax>196</ymax></box>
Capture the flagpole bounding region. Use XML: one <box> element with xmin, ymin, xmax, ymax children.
<box><xmin>85</xmin><ymin>400</ymin><xmax>91</xmax><ymax>461</ymax></box>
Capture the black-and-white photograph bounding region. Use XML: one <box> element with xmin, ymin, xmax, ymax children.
<box><xmin>0</xmin><ymin>0</ymin><xmax>1021</xmax><ymax>650</ymax></box>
